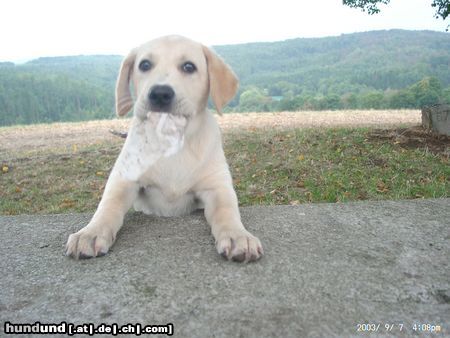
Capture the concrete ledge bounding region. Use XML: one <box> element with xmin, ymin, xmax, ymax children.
<box><xmin>1</xmin><ymin>199</ymin><xmax>449</xmax><ymax>337</ymax></box>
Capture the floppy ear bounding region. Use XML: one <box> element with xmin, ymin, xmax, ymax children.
<box><xmin>202</xmin><ymin>46</ymin><xmax>239</xmax><ymax>115</ymax></box>
<box><xmin>115</xmin><ymin>50</ymin><xmax>136</xmax><ymax>117</ymax></box>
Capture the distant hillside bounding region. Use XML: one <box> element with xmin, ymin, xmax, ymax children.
<box><xmin>1</xmin><ymin>30</ymin><xmax>449</xmax><ymax>125</ymax></box>
<box><xmin>24</xmin><ymin>55</ymin><xmax>122</xmax><ymax>90</ymax></box>
<box><xmin>216</xmin><ymin>30</ymin><xmax>450</xmax><ymax>92</ymax></box>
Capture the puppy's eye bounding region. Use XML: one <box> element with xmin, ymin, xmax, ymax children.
<box><xmin>182</xmin><ymin>62</ymin><xmax>196</xmax><ymax>74</ymax></box>
<box><xmin>139</xmin><ymin>60</ymin><xmax>152</xmax><ymax>72</ymax></box>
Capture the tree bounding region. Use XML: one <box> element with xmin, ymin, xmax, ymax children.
<box><xmin>239</xmin><ymin>87</ymin><xmax>270</xmax><ymax>112</ymax></box>
<box><xmin>409</xmin><ymin>77</ymin><xmax>442</xmax><ymax>107</ymax></box>
<box><xmin>443</xmin><ymin>87</ymin><xmax>450</xmax><ymax>104</ymax></box>
<box><xmin>360</xmin><ymin>91</ymin><xmax>385</xmax><ymax>109</ymax></box>
<box><xmin>343</xmin><ymin>0</ymin><xmax>390</xmax><ymax>14</ymax></box>
<box><xmin>431</xmin><ymin>0</ymin><xmax>450</xmax><ymax>20</ymax></box>
<box><xmin>343</xmin><ymin>0</ymin><xmax>450</xmax><ymax>28</ymax></box>
<box><xmin>388</xmin><ymin>90</ymin><xmax>415</xmax><ymax>109</ymax></box>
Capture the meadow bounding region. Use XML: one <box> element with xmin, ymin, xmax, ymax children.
<box><xmin>1</xmin><ymin>110</ymin><xmax>448</xmax><ymax>215</ymax></box>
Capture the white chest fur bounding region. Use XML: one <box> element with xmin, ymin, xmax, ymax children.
<box><xmin>114</xmin><ymin>113</ymin><xmax>187</xmax><ymax>182</ymax></box>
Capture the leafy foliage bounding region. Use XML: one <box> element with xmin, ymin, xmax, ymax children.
<box><xmin>343</xmin><ymin>0</ymin><xmax>390</xmax><ymax>14</ymax></box>
<box><xmin>432</xmin><ymin>0</ymin><xmax>450</xmax><ymax>20</ymax></box>
<box><xmin>1</xmin><ymin>30</ymin><xmax>450</xmax><ymax>125</ymax></box>
<box><xmin>343</xmin><ymin>0</ymin><xmax>450</xmax><ymax>20</ymax></box>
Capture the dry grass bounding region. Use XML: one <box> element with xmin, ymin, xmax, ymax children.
<box><xmin>1</xmin><ymin>110</ymin><xmax>420</xmax><ymax>160</ymax></box>
<box><xmin>218</xmin><ymin>110</ymin><xmax>420</xmax><ymax>130</ymax></box>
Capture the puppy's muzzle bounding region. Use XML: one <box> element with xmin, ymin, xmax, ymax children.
<box><xmin>148</xmin><ymin>85</ymin><xmax>175</xmax><ymax>112</ymax></box>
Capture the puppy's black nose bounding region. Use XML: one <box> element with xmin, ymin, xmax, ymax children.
<box><xmin>148</xmin><ymin>85</ymin><xmax>175</xmax><ymax>110</ymax></box>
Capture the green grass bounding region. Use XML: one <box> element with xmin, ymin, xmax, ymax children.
<box><xmin>1</xmin><ymin>144</ymin><xmax>121</xmax><ymax>215</ymax></box>
<box><xmin>1</xmin><ymin>128</ymin><xmax>449</xmax><ymax>215</ymax></box>
<box><xmin>224</xmin><ymin>128</ymin><xmax>449</xmax><ymax>205</ymax></box>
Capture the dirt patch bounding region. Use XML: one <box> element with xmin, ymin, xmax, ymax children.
<box><xmin>368</xmin><ymin>126</ymin><xmax>450</xmax><ymax>156</ymax></box>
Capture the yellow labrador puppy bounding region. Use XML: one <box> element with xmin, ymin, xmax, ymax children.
<box><xmin>66</xmin><ymin>36</ymin><xmax>263</xmax><ymax>262</ymax></box>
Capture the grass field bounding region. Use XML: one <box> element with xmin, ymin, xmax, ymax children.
<box><xmin>1</xmin><ymin>111</ymin><xmax>449</xmax><ymax>215</ymax></box>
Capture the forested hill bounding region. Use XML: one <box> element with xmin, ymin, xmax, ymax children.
<box><xmin>1</xmin><ymin>30</ymin><xmax>449</xmax><ymax>126</ymax></box>
<box><xmin>216</xmin><ymin>29</ymin><xmax>450</xmax><ymax>94</ymax></box>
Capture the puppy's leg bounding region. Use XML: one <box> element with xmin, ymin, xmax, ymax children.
<box><xmin>65</xmin><ymin>172</ymin><xmax>139</xmax><ymax>259</ymax></box>
<box><xmin>199</xmin><ymin>186</ymin><xmax>263</xmax><ymax>263</ymax></box>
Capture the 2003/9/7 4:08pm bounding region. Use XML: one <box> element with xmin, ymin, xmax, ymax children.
<box><xmin>356</xmin><ymin>323</ymin><xmax>443</xmax><ymax>333</ymax></box>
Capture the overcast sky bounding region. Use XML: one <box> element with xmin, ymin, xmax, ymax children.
<box><xmin>0</xmin><ymin>0</ymin><xmax>448</xmax><ymax>62</ymax></box>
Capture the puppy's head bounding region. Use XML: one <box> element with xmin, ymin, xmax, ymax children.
<box><xmin>115</xmin><ymin>35</ymin><xmax>238</xmax><ymax>119</ymax></box>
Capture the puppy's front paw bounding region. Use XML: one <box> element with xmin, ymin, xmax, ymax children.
<box><xmin>65</xmin><ymin>227</ymin><xmax>114</xmax><ymax>259</ymax></box>
<box><xmin>216</xmin><ymin>230</ymin><xmax>263</xmax><ymax>263</ymax></box>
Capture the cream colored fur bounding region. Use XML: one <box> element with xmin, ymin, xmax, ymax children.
<box><xmin>65</xmin><ymin>36</ymin><xmax>263</xmax><ymax>262</ymax></box>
